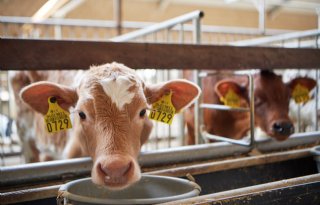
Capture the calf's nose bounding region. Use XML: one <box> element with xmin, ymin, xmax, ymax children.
<box><xmin>98</xmin><ymin>157</ymin><xmax>132</xmax><ymax>179</ymax></box>
<box><xmin>272</xmin><ymin>121</ymin><xmax>294</xmax><ymax>136</ymax></box>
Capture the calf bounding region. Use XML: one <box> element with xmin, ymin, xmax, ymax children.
<box><xmin>10</xmin><ymin>70</ymin><xmax>81</xmax><ymax>162</ymax></box>
<box><xmin>185</xmin><ymin>70</ymin><xmax>316</xmax><ymax>145</ymax></box>
<box><xmin>20</xmin><ymin>62</ymin><xmax>200</xmax><ymax>189</ymax></box>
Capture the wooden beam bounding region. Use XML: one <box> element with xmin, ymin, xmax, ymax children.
<box><xmin>1</xmin><ymin>39</ymin><xmax>320</xmax><ymax>70</ymax></box>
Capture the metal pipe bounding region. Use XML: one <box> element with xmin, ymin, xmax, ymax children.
<box><xmin>258</xmin><ymin>0</ymin><xmax>266</xmax><ymax>34</ymax></box>
<box><xmin>200</xmin><ymin>103</ymin><xmax>249</xmax><ymax>112</ymax></box>
<box><xmin>0</xmin><ymin>16</ymin><xmax>296</xmax><ymax>35</ymax></box>
<box><xmin>1</xmin><ymin>130</ymin><xmax>319</xmax><ymax>187</ymax></box>
<box><xmin>248</xmin><ymin>73</ymin><xmax>255</xmax><ymax>147</ymax></box>
<box><xmin>230</xmin><ymin>29</ymin><xmax>320</xmax><ymax>46</ymax></box>
<box><xmin>316</xmin><ymin>69</ymin><xmax>319</xmax><ymax>131</ymax></box>
<box><xmin>256</xmin><ymin>131</ymin><xmax>320</xmax><ymax>152</ymax></box>
<box><xmin>201</xmin><ymin>130</ymin><xmax>252</xmax><ymax>146</ymax></box>
<box><xmin>110</xmin><ymin>10</ymin><xmax>204</xmax><ymax>42</ymax></box>
<box><xmin>0</xmin><ymin>143</ymin><xmax>251</xmax><ymax>187</ymax></box>
<box><xmin>113</xmin><ymin>0</ymin><xmax>122</xmax><ymax>35</ymax></box>
<box><xmin>192</xmin><ymin>11</ymin><xmax>203</xmax><ymax>145</ymax></box>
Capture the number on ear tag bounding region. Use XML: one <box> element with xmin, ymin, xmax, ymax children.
<box><xmin>220</xmin><ymin>89</ymin><xmax>241</xmax><ymax>108</ymax></box>
<box><xmin>292</xmin><ymin>84</ymin><xmax>310</xmax><ymax>104</ymax></box>
<box><xmin>44</xmin><ymin>97</ymin><xmax>72</xmax><ymax>133</ymax></box>
<box><xmin>148</xmin><ymin>91</ymin><xmax>176</xmax><ymax>125</ymax></box>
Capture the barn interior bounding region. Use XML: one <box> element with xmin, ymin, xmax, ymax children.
<box><xmin>1</xmin><ymin>0</ymin><xmax>320</xmax><ymax>204</ymax></box>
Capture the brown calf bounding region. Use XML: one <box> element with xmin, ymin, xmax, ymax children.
<box><xmin>185</xmin><ymin>70</ymin><xmax>316</xmax><ymax>145</ymax></box>
<box><xmin>19</xmin><ymin>62</ymin><xmax>200</xmax><ymax>189</ymax></box>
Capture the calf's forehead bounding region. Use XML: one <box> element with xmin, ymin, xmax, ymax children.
<box><xmin>255</xmin><ymin>73</ymin><xmax>290</xmax><ymax>102</ymax></box>
<box><xmin>77</xmin><ymin>63</ymin><xmax>146</xmax><ymax>111</ymax></box>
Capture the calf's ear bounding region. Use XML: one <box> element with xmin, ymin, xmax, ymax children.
<box><xmin>287</xmin><ymin>77</ymin><xmax>317</xmax><ymax>94</ymax></box>
<box><xmin>20</xmin><ymin>81</ymin><xmax>78</xmax><ymax>115</ymax></box>
<box><xmin>215</xmin><ymin>79</ymin><xmax>248</xmax><ymax>104</ymax></box>
<box><xmin>145</xmin><ymin>79</ymin><xmax>201</xmax><ymax>112</ymax></box>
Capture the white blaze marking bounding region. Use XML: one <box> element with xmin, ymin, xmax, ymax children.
<box><xmin>100</xmin><ymin>76</ymin><xmax>135</xmax><ymax>110</ymax></box>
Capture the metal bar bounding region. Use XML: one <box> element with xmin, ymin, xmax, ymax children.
<box><xmin>258</xmin><ymin>0</ymin><xmax>266</xmax><ymax>34</ymax></box>
<box><xmin>200</xmin><ymin>103</ymin><xmax>250</xmax><ymax>112</ymax></box>
<box><xmin>192</xmin><ymin>13</ymin><xmax>202</xmax><ymax>145</ymax></box>
<box><xmin>316</xmin><ymin>69</ymin><xmax>319</xmax><ymax>131</ymax></box>
<box><xmin>0</xmin><ymin>157</ymin><xmax>92</xmax><ymax>187</ymax></box>
<box><xmin>0</xmin><ymin>143</ymin><xmax>251</xmax><ymax>187</ymax></box>
<box><xmin>110</xmin><ymin>10</ymin><xmax>204</xmax><ymax>42</ymax></box>
<box><xmin>230</xmin><ymin>29</ymin><xmax>320</xmax><ymax>46</ymax></box>
<box><xmin>256</xmin><ymin>131</ymin><xmax>320</xmax><ymax>152</ymax></box>
<box><xmin>0</xmin><ymin>16</ymin><xmax>296</xmax><ymax>36</ymax></box>
<box><xmin>201</xmin><ymin>130</ymin><xmax>252</xmax><ymax>146</ymax></box>
<box><xmin>113</xmin><ymin>0</ymin><xmax>122</xmax><ymax>35</ymax></box>
<box><xmin>1</xmin><ymin>133</ymin><xmax>319</xmax><ymax>188</ymax></box>
<box><xmin>248</xmin><ymin>73</ymin><xmax>255</xmax><ymax>147</ymax></box>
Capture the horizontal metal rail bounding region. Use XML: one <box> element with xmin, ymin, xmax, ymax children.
<box><xmin>0</xmin><ymin>15</ymin><xmax>294</xmax><ymax>36</ymax></box>
<box><xmin>202</xmin><ymin>130</ymin><xmax>252</xmax><ymax>147</ymax></box>
<box><xmin>257</xmin><ymin>131</ymin><xmax>320</xmax><ymax>152</ymax></box>
<box><xmin>200</xmin><ymin>103</ymin><xmax>249</xmax><ymax>112</ymax></box>
<box><xmin>110</xmin><ymin>10</ymin><xmax>204</xmax><ymax>42</ymax></box>
<box><xmin>230</xmin><ymin>29</ymin><xmax>320</xmax><ymax>46</ymax></box>
<box><xmin>0</xmin><ymin>142</ymin><xmax>251</xmax><ymax>187</ymax></box>
<box><xmin>2</xmin><ymin>131</ymin><xmax>319</xmax><ymax>188</ymax></box>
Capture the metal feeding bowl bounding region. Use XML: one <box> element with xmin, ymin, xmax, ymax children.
<box><xmin>57</xmin><ymin>174</ymin><xmax>201</xmax><ymax>205</ymax></box>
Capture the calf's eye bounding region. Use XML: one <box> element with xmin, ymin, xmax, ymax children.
<box><xmin>79</xmin><ymin>111</ymin><xmax>86</xmax><ymax>120</ymax></box>
<box><xmin>139</xmin><ymin>109</ymin><xmax>146</xmax><ymax>117</ymax></box>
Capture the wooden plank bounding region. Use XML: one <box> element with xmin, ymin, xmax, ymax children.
<box><xmin>1</xmin><ymin>39</ymin><xmax>320</xmax><ymax>70</ymax></box>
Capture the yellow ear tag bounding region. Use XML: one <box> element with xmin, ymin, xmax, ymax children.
<box><xmin>44</xmin><ymin>97</ymin><xmax>72</xmax><ymax>133</ymax></box>
<box><xmin>148</xmin><ymin>91</ymin><xmax>176</xmax><ymax>125</ymax></box>
<box><xmin>220</xmin><ymin>89</ymin><xmax>241</xmax><ymax>108</ymax></box>
<box><xmin>292</xmin><ymin>84</ymin><xmax>310</xmax><ymax>104</ymax></box>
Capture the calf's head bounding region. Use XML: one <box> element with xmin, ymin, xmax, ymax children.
<box><xmin>215</xmin><ymin>70</ymin><xmax>316</xmax><ymax>141</ymax></box>
<box><xmin>20</xmin><ymin>63</ymin><xmax>200</xmax><ymax>189</ymax></box>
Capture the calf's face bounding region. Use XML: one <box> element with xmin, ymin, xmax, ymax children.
<box><xmin>20</xmin><ymin>63</ymin><xmax>200</xmax><ymax>189</ymax></box>
<box><xmin>215</xmin><ymin>70</ymin><xmax>316</xmax><ymax>141</ymax></box>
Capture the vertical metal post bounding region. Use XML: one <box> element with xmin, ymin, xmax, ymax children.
<box><xmin>259</xmin><ymin>0</ymin><xmax>265</xmax><ymax>34</ymax></box>
<box><xmin>113</xmin><ymin>0</ymin><xmax>122</xmax><ymax>35</ymax></box>
<box><xmin>316</xmin><ymin>8</ymin><xmax>320</xmax><ymax>30</ymax></box>
<box><xmin>248</xmin><ymin>74</ymin><xmax>255</xmax><ymax>147</ymax></box>
<box><xmin>252</xmin><ymin>0</ymin><xmax>265</xmax><ymax>34</ymax></box>
<box><xmin>54</xmin><ymin>25</ymin><xmax>62</xmax><ymax>40</ymax></box>
<box><xmin>315</xmin><ymin>69</ymin><xmax>319</xmax><ymax>131</ymax></box>
<box><xmin>316</xmin><ymin>37</ymin><xmax>319</xmax><ymax>131</ymax></box>
<box><xmin>192</xmin><ymin>16</ymin><xmax>202</xmax><ymax>144</ymax></box>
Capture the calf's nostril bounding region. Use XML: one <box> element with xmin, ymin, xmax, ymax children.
<box><xmin>272</xmin><ymin>122</ymin><xmax>294</xmax><ymax>135</ymax></box>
